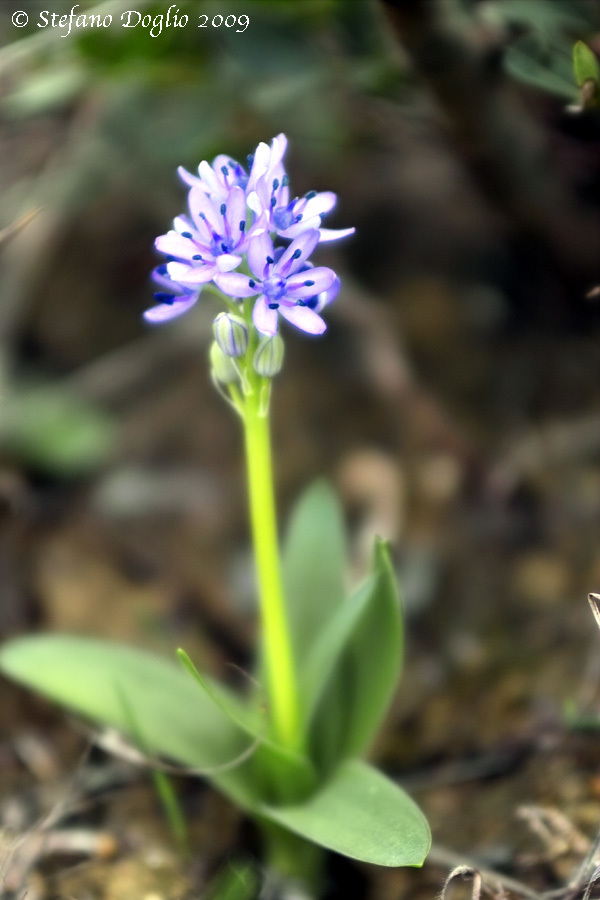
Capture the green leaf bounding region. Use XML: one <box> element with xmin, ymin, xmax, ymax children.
<box><xmin>309</xmin><ymin>540</ymin><xmax>403</xmax><ymax>771</ymax></box>
<box><xmin>0</xmin><ymin>635</ymin><xmax>316</xmax><ymax>810</ymax></box>
<box><xmin>282</xmin><ymin>481</ymin><xmax>347</xmax><ymax>666</ymax></box>
<box><xmin>0</xmin><ymin>636</ymin><xmax>256</xmax><ymax>808</ymax></box>
<box><xmin>300</xmin><ymin>574</ymin><xmax>377</xmax><ymax>725</ymax></box>
<box><xmin>261</xmin><ymin>759</ymin><xmax>430</xmax><ymax>867</ymax></box>
<box><xmin>573</xmin><ymin>41</ymin><xmax>600</xmax><ymax>87</ymax></box>
<box><xmin>504</xmin><ymin>36</ymin><xmax>579</xmax><ymax>100</ymax></box>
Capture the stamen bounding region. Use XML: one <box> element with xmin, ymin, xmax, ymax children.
<box><xmin>268</xmin><ymin>303</ymin><xmax>279</xmax><ymax>310</ymax></box>
<box><xmin>249</xmin><ymin>279</ymin><xmax>256</xmax><ymax>288</ymax></box>
<box><xmin>270</xmin><ymin>197</ymin><xmax>276</xmax><ymax>207</ymax></box>
<box><xmin>292</xmin><ymin>249</ymin><xmax>302</xmax><ymax>260</ymax></box>
<box><xmin>304</xmin><ymin>280</ymin><xmax>315</xmax><ymax>286</ymax></box>
<box><xmin>221</xmin><ymin>243</ymin><xmax>229</xmax><ymax>253</ymax></box>
<box><xmin>266</xmin><ymin>256</ymin><xmax>274</xmax><ymax>264</ymax></box>
<box><xmin>239</xmin><ymin>221</ymin><xmax>246</xmax><ymax>232</ymax></box>
<box><xmin>295</xmin><ymin>215</ymin><xmax>303</xmax><ymax>223</ymax></box>
<box><xmin>193</xmin><ymin>254</ymin><xmax>203</xmax><ymax>260</ymax></box>
<box><xmin>157</xmin><ymin>264</ymin><xmax>168</xmax><ymax>275</ymax></box>
<box><xmin>305</xmin><ymin>190</ymin><xmax>317</xmax><ymax>200</ymax></box>
<box><xmin>220</xmin><ymin>203</ymin><xmax>226</xmax><ymax>216</ymax></box>
<box><xmin>247</xmin><ymin>153</ymin><xmax>254</xmax><ymax>167</ymax></box>
<box><xmin>297</xmin><ymin>300</ymin><xmax>306</xmax><ymax>306</ymax></box>
<box><xmin>273</xmin><ymin>178</ymin><xmax>279</xmax><ymax>191</ymax></box>
<box><xmin>181</xmin><ymin>231</ymin><xmax>193</xmax><ymax>238</ymax></box>
<box><xmin>221</xmin><ymin>166</ymin><xmax>229</xmax><ymax>176</ymax></box>
<box><xmin>282</xmin><ymin>175</ymin><xmax>290</xmax><ymax>187</ymax></box>
<box><xmin>154</xmin><ymin>292</ymin><xmax>175</xmax><ymax>304</ymax></box>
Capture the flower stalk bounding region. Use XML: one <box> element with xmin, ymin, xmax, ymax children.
<box><xmin>242</xmin><ymin>379</ymin><xmax>300</xmax><ymax>749</ymax></box>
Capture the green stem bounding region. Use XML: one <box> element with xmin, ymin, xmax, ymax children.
<box><xmin>242</xmin><ymin>386</ymin><xmax>300</xmax><ymax>749</ymax></box>
<box><xmin>260</xmin><ymin>820</ymin><xmax>324</xmax><ymax>894</ymax></box>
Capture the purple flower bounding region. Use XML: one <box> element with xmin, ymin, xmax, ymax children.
<box><xmin>214</xmin><ymin>229</ymin><xmax>336</xmax><ymax>336</ymax></box>
<box><xmin>247</xmin><ymin>175</ymin><xmax>354</xmax><ymax>244</ymax></box>
<box><xmin>178</xmin><ymin>134</ymin><xmax>288</xmax><ymax>201</ymax></box>
<box><xmin>156</xmin><ymin>185</ymin><xmax>260</xmax><ymax>289</ymax></box>
<box><xmin>144</xmin><ymin>264</ymin><xmax>201</xmax><ymax>323</ymax></box>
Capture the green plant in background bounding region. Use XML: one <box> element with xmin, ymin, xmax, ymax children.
<box><xmin>0</xmin><ymin>135</ymin><xmax>430</xmax><ymax>893</ymax></box>
<box><xmin>573</xmin><ymin>40</ymin><xmax>600</xmax><ymax>108</ymax></box>
<box><xmin>479</xmin><ymin>0</ymin><xmax>597</xmax><ymax>101</ymax></box>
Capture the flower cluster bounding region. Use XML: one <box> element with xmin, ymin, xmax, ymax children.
<box><xmin>145</xmin><ymin>135</ymin><xmax>353</xmax><ymax>341</ymax></box>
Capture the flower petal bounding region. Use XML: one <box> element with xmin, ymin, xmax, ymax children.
<box><xmin>277</xmin><ymin>215</ymin><xmax>322</xmax><ymax>240</ymax></box>
<box><xmin>270</xmin><ymin>133</ymin><xmax>288</xmax><ymax>168</ymax></box>
<box><xmin>166</xmin><ymin>262</ymin><xmax>216</xmax><ymax>284</ymax></box>
<box><xmin>253</xmin><ymin>296</ymin><xmax>279</xmax><ymax>336</ymax></box>
<box><xmin>246</xmin><ymin>191</ymin><xmax>262</xmax><ymax>216</ymax></box>
<box><xmin>177</xmin><ymin>166</ymin><xmax>202</xmax><ymax>189</ymax></box>
<box><xmin>188</xmin><ymin>187</ymin><xmax>220</xmax><ymax>234</ymax></box>
<box><xmin>214</xmin><ymin>272</ymin><xmax>260</xmax><ymax>298</ymax></box>
<box><xmin>216</xmin><ymin>253</ymin><xmax>242</xmax><ymax>273</ymax></box>
<box><xmin>279</xmin><ymin>303</ymin><xmax>326</xmax><ymax>334</ymax></box>
<box><xmin>224</xmin><ymin>186</ymin><xmax>247</xmax><ymax>244</ymax></box>
<box><xmin>315</xmin><ymin>276</ymin><xmax>341</xmax><ymax>311</ymax></box>
<box><xmin>318</xmin><ymin>226</ymin><xmax>356</xmax><ymax>242</ymax></box>
<box><xmin>286</xmin><ymin>267</ymin><xmax>336</xmax><ymax>298</ymax></box>
<box><xmin>277</xmin><ymin>229</ymin><xmax>320</xmax><ymax>275</ymax></box>
<box><xmin>144</xmin><ymin>294</ymin><xmax>199</xmax><ymax>323</ymax></box>
<box><xmin>248</xmin><ymin>229</ymin><xmax>275</xmax><ymax>280</ymax></box>
<box><xmin>303</xmin><ymin>191</ymin><xmax>337</xmax><ymax>218</ymax></box>
<box><xmin>198</xmin><ymin>160</ymin><xmax>222</xmax><ymax>195</ymax></box>
<box><xmin>155</xmin><ymin>231</ymin><xmax>198</xmax><ymax>260</ymax></box>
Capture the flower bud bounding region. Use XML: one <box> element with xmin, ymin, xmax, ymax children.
<box><xmin>213</xmin><ymin>312</ymin><xmax>248</xmax><ymax>358</ymax></box>
<box><xmin>253</xmin><ymin>334</ymin><xmax>285</xmax><ymax>377</ymax></box>
<box><xmin>210</xmin><ymin>341</ymin><xmax>239</xmax><ymax>384</ymax></box>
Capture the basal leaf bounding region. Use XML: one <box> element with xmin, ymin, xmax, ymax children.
<box><xmin>0</xmin><ymin>634</ymin><xmax>308</xmax><ymax>810</ymax></box>
<box><xmin>309</xmin><ymin>539</ymin><xmax>403</xmax><ymax>771</ymax></box>
<box><xmin>299</xmin><ymin>574</ymin><xmax>377</xmax><ymax>726</ymax></box>
<box><xmin>261</xmin><ymin>759</ymin><xmax>430</xmax><ymax>868</ymax></box>
<box><xmin>282</xmin><ymin>481</ymin><xmax>347</xmax><ymax>667</ymax></box>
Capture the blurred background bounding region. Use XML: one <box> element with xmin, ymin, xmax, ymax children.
<box><xmin>1</xmin><ymin>0</ymin><xmax>600</xmax><ymax>898</ymax></box>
